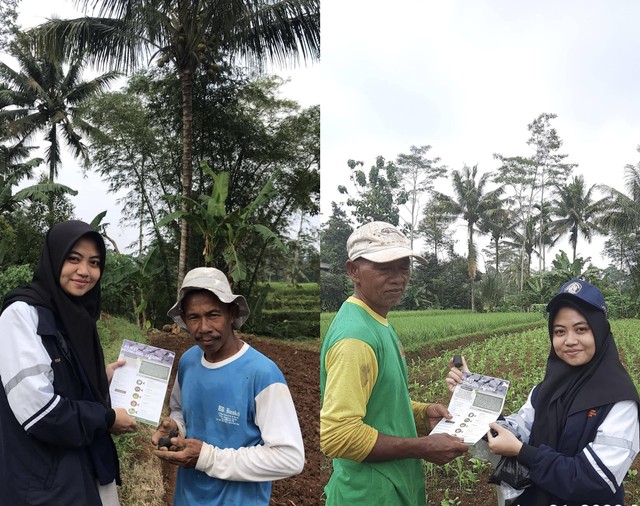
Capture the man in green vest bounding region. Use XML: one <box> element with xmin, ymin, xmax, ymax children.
<box><xmin>320</xmin><ymin>221</ymin><xmax>468</xmax><ymax>505</ymax></box>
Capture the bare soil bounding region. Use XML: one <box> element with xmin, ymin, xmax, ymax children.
<box><xmin>147</xmin><ymin>329</ymin><xmax>328</xmax><ymax>506</ymax></box>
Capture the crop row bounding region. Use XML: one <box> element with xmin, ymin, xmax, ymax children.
<box><xmin>321</xmin><ymin>309</ymin><xmax>545</xmax><ymax>352</ymax></box>
<box><xmin>408</xmin><ymin>320</ymin><xmax>640</xmax><ymax>409</ymax></box>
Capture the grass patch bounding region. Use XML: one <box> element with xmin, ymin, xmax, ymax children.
<box><xmin>263</xmin><ymin>281</ymin><xmax>319</xmax><ymax>294</ymax></box>
<box><xmin>98</xmin><ymin>313</ymin><xmax>148</xmax><ymax>361</ymax></box>
<box><xmin>98</xmin><ymin>314</ymin><xmax>165</xmax><ymax>506</ymax></box>
<box><xmin>114</xmin><ymin>425</ymin><xmax>166</xmax><ymax>506</ymax></box>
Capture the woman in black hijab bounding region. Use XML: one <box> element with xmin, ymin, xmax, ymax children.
<box><xmin>0</xmin><ymin>220</ymin><xmax>137</xmax><ymax>505</ymax></box>
<box><xmin>447</xmin><ymin>279</ymin><xmax>640</xmax><ymax>506</ymax></box>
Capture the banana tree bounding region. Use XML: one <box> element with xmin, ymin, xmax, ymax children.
<box><xmin>100</xmin><ymin>246</ymin><xmax>163</xmax><ymax>329</ymax></box>
<box><xmin>159</xmin><ymin>161</ymin><xmax>286</xmax><ymax>286</ymax></box>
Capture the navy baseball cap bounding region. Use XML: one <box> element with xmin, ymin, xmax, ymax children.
<box><xmin>546</xmin><ymin>278</ymin><xmax>608</xmax><ymax>315</ymax></box>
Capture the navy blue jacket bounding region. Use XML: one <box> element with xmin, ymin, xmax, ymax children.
<box><xmin>0</xmin><ymin>306</ymin><xmax>119</xmax><ymax>505</ymax></box>
<box><xmin>516</xmin><ymin>397</ymin><xmax>625</xmax><ymax>505</ymax></box>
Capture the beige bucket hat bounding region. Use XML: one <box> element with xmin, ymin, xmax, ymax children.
<box><xmin>167</xmin><ymin>267</ymin><xmax>250</xmax><ymax>330</ymax></box>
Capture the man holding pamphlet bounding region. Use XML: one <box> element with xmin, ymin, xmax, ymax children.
<box><xmin>319</xmin><ymin>221</ymin><xmax>468</xmax><ymax>506</ymax></box>
<box><xmin>151</xmin><ymin>267</ymin><xmax>304</xmax><ymax>506</ymax></box>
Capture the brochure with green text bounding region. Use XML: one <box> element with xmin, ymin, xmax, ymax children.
<box><xmin>108</xmin><ymin>340</ymin><xmax>175</xmax><ymax>425</ymax></box>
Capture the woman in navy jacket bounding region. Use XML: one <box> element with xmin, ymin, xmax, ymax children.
<box><xmin>448</xmin><ymin>279</ymin><xmax>640</xmax><ymax>506</ymax></box>
<box><xmin>0</xmin><ymin>221</ymin><xmax>137</xmax><ymax>505</ymax></box>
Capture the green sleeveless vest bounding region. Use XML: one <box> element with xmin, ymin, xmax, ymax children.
<box><xmin>320</xmin><ymin>299</ymin><xmax>426</xmax><ymax>506</ymax></box>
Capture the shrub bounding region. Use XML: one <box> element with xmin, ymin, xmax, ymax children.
<box><xmin>0</xmin><ymin>264</ymin><xmax>33</xmax><ymax>302</ymax></box>
<box><xmin>604</xmin><ymin>293</ymin><xmax>640</xmax><ymax>319</ymax></box>
<box><xmin>320</xmin><ymin>271</ymin><xmax>349</xmax><ymax>312</ymax></box>
<box><xmin>531</xmin><ymin>303</ymin><xmax>547</xmax><ymax>314</ymax></box>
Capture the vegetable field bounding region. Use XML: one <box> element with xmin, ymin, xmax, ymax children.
<box><xmin>321</xmin><ymin>309</ymin><xmax>545</xmax><ymax>352</ymax></box>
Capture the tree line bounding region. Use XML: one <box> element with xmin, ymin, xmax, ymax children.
<box><xmin>0</xmin><ymin>0</ymin><xmax>320</xmax><ymax>330</ymax></box>
<box><xmin>321</xmin><ymin>113</ymin><xmax>640</xmax><ymax>317</ymax></box>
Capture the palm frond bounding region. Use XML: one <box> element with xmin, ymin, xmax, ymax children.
<box><xmin>31</xmin><ymin>17</ymin><xmax>147</xmax><ymax>72</ymax></box>
<box><xmin>230</xmin><ymin>0</ymin><xmax>320</xmax><ymax>66</ymax></box>
<box><xmin>65</xmin><ymin>70</ymin><xmax>122</xmax><ymax>104</ymax></box>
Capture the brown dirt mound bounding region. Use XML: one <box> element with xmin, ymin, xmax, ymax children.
<box><xmin>147</xmin><ymin>329</ymin><xmax>328</xmax><ymax>505</ymax></box>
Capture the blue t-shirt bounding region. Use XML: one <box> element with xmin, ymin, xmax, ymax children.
<box><xmin>174</xmin><ymin>345</ymin><xmax>286</xmax><ymax>506</ymax></box>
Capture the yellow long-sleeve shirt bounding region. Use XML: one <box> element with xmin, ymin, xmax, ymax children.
<box><xmin>320</xmin><ymin>298</ymin><xmax>431</xmax><ymax>462</ymax></box>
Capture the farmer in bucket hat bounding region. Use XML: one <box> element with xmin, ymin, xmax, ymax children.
<box><xmin>152</xmin><ymin>267</ymin><xmax>304</xmax><ymax>506</ymax></box>
<box><xmin>320</xmin><ymin>222</ymin><xmax>468</xmax><ymax>506</ymax></box>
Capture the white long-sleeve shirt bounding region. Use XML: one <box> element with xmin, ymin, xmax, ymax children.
<box><xmin>169</xmin><ymin>342</ymin><xmax>304</xmax><ymax>483</ymax></box>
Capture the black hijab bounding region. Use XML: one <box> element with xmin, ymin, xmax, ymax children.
<box><xmin>3</xmin><ymin>220</ymin><xmax>110</xmax><ymax>407</ymax></box>
<box><xmin>532</xmin><ymin>298</ymin><xmax>640</xmax><ymax>450</ymax></box>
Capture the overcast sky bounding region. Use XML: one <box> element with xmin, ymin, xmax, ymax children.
<box><xmin>9</xmin><ymin>0</ymin><xmax>319</xmax><ymax>252</ymax></box>
<box><xmin>9</xmin><ymin>1</ymin><xmax>640</xmax><ymax>267</ymax></box>
<box><xmin>321</xmin><ymin>0</ymin><xmax>640</xmax><ymax>269</ymax></box>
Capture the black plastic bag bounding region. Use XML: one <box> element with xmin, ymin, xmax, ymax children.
<box><xmin>488</xmin><ymin>455</ymin><xmax>532</xmax><ymax>490</ymax></box>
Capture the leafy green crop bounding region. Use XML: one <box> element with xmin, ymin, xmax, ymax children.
<box><xmin>321</xmin><ymin>309</ymin><xmax>545</xmax><ymax>352</ymax></box>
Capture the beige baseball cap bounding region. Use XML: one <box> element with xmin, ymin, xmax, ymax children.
<box><xmin>347</xmin><ymin>221</ymin><xmax>427</xmax><ymax>264</ymax></box>
<box><xmin>167</xmin><ymin>267</ymin><xmax>250</xmax><ymax>330</ymax></box>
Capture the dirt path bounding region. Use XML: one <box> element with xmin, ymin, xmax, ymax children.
<box><xmin>147</xmin><ymin>329</ymin><xmax>328</xmax><ymax>505</ymax></box>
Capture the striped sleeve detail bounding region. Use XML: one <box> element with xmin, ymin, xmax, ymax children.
<box><xmin>23</xmin><ymin>395</ymin><xmax>61</xmax><ymax>431</ymax></box>
<box><xmin>0</xmin><ymin>302</ymin><xmax>60</xmax><ymax>429</ymax></box>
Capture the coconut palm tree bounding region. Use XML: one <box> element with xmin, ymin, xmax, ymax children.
<box><xmin>32</xmin><ymin>0</ymin><xmax>320</xmax><ymax>287</ymax></box>
<box><xmin>599</xmin><ymin>158</ymin><xmax>640</xmax><ymax>280</ymax></box>
<box><xmin>0</xmin><ymin>141</ymin><xmax>41</xmax><ymax>183</ymax></box>
<box><xmin>478</xmin><ymin>196</ymin><xmax>515</xmax><ymax>274</ymax></box>
<box><xmin>0</xmin><ymin>141</ymin><xmax>44</xmax><ymax>215</ymax></box>
<box><xmin>502</xmin><ymin>214</ymin><xmax>539</xmax><ymax>291</ymax></box>
<box><xmin>599</xmin><ymin>162</ymin><xmax>640</xmax><ymax>236</ymax></box>
<box><xmin>0</xmin><ymin>40</ymin><xmax>120</xmax><ymax>182</ymax></box>
<box><xmin>435</xmin><ymin>164</ymin><xmax>504</xmax><ymax>310</ymax></box>
<box><xmin>550</xmin><ymin>175</ymin><xmax>605</xmax><ymax>261</ymax></box>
